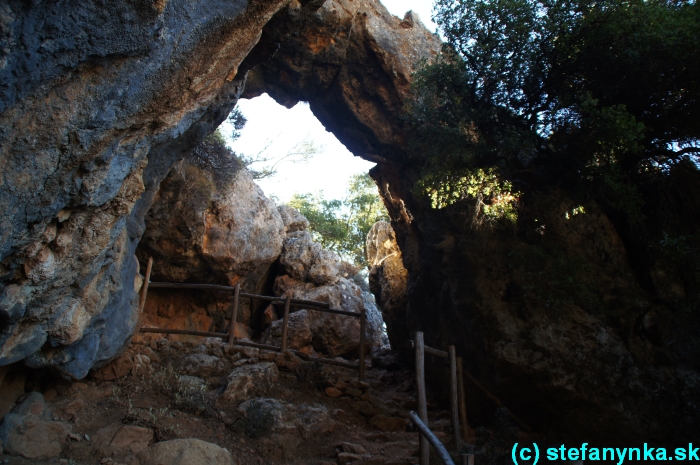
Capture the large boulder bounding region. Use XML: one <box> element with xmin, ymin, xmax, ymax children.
<box><xmin>137</xmin><ymin>438</ymin><xmax>234</xmax><ymax>465</ymax></box>
<box><xmin>93</xmin><ymin>423</ymin><xmax>155</xmax><ymax>456</ymax></box>
<box><xmin>0</xmin><ymin>392</ymin><xmax>72</xmax><ymax>459</ymax></box>
<box><xmin>278</xmin><ymin>231</ymin><xmax>318</xmax><ymax>281</ymax></box>
<box><xmin>237</xmin><ymin>398</ymin><xmax>334</xmax><ymax>450</ymax></box>
<box><xmin>277</xmin><ymin>205</ymin><xmax>310</xmax><ymax>234</ymax></box>
<box><xmin>138</xmin><ymin>167</ymin><xmax>284</xmax><ymax>289</ymax></box>
<box><xmin>273</xmin><ymin>274</ymin><xmax>383</xmax><ymax>357</ymax></box>
<box><xmin>219</xmin><ymin>361</ymin><xmax>280</xmax><ymax>403</ymax></box>
<box><xmin>183</xmin><ymin>353</ymin><xmax>229</xmax><ymax>378</ymax></box>
<box><xmin>135</xmin><ymin>167</ymin><xmax>283</xmax><ymax>340</ymax></box>
<box><xmin>359</xmin><ymin>284</ymin><xmax>391</xmax><ymax>349</ymax></box>
<box><xmin>263</xmin><ymin>309</ymin><xmax>314</xmax><ymax>351</ymax></box>
<box><xmin>278</xmin><ymin>230</ymin><xmax>362</xmax><ymax>285</ymax></box>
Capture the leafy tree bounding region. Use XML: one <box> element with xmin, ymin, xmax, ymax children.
<box><xmin>288</xmin><ymin>173</ymin><xmax>389</xmax><ymax>267</ymax></box>
<box><xmin>409</xmin><ymin>0</ymin><xmax>700</xmax><ymax>225</ymax></box>
<box><xmin>228</xmin><ymin>107</ymin><xmax>247</xmax><ymax>141</ymax></box>
<box><xmin>241</xmin><ymin>136</ymin><xmax>324</xmax><ymax>180</ymax></box>
<box><xmin>187</xmin><ymin>108</ymin><xmax>246</xmax><ymax>187</ymax></box>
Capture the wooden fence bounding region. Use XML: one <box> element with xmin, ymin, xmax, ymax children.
<box><xmin>135</xmin><ymin>258</ymin><xmax>367</xmax><ymax>379</ymax></box>
<box><xmin>409</xmin><ymin>330</ymin><xmax>533</xmax><ymax>465</ymax></box>
<box><xmin>410</xmin><ymin>331</ymin><xmax>474</xmax><ymax>465</ymax></box>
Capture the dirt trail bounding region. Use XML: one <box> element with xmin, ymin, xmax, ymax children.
<box><xmin>0</xmin><ymin>336</ymin><xmax>472</xmax><ymax>465</ymax></box>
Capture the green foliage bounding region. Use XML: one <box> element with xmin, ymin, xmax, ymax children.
<box><xmin>416</xmin><ymin>167</ymin><xmax>521</xmax><ymax>225</ymax></box>
<box><xmin>288</xmin><ymin>173</ymin><xmax>389</xmax><ymax>267</ymax></box>
<box><xmin>228</xmin><ymin>107</ymin><xmax>247</xmax><ymax>141</ymax></box>
<box><xmin>408</xmin><ymin>0</ymin><xmax>700</xmax><ymax>225</ymax></box>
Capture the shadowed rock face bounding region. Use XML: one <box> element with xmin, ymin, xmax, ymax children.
<box><xmin>243</xmin><ymin>1</ymin><xmax>441</xmax><ymax>164</ymax></box>
<box><xmin>0</xmin><ymin>0</ymin><xmax>289</xmax><ymax>378</ymax></box>
<box><xmin>240</xmin><ymin>0</ymin><xmax>700</xmax><ymax>445</ymax></box>
<box><xmin>1</xmin><ymin>0</ymin><xmax>698</xmax><ymax>447</ymax></box>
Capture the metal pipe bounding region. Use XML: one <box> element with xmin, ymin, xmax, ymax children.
<box><xmin>415</xmin><ymin>332</ymin><xmax>429</xmax><ymax>465</ymax></box>
<box><xmin>408</xmin><ymin>411</ymin><xmax>456</xmax><ymax>465</ymax></box>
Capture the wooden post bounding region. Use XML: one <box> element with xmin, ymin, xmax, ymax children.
<box><xmin>461</xmin><ymin>453</ymin><xmax>474</xmax><ymax>465</ymax></box>
<box><xmin>359</xmin><ymin>306</ymin><xmax>366</xmax><ymax>381</ymax></box>
<box><xmin>227</xmin><ymin>283</ymin><xmax>240</xmax><ymax>345</ymax></box>
<box><xmin>280</xmin><ymin>295</ymin><xmax>291</xmax><ymax>353</ymax></box>
<box><xmin>135</xmin><ymin>257</ymin><xmax>153</xmax><ymax>336</ymax></box>
<box><xmin>449</xmin><ymin>345</ymin><xmax>461</xmax><ymax>451</ymax></box>
<box><xmin>415</xmin><ymin>331</ymin><xmax>429</xmax><ymax>465</ymax></box>
<box><xmin>457</xmin><ymin>357</ymin><xmax>469</xmax><ymax>443</ymax></box>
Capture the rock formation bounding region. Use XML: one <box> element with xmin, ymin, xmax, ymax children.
<box><xmin>0</xmin><ymin>0</ymin><xmax>697</xmax><ymax>448</ymax></box>
<box><xmin>137</xmin><ymin>439</ymin><xmax>234</xmax><ymax>465</ymax></box>
<box><xmin>0</xmin><ymin>392</ymin><xmax>72</xmax><ymax>459</ymax></box>
<box><xmin>0</xmin><ymin>0</ymin><xmax>291</xmax><ymax>378</ymax></box>
<box><xmin>136</xmin><ymin>169</ymin><xmax>387</xmax><ymax>353</ymax></box>
<box><xmin>367</xmin><ymin>221</ymin><xmax>408</xmax><ymax>349</ymax></box>
<box><xmin>266</xmin><ymin>227</ymin><xmax>386</xmax><ymax>356</ymax></box>
<box><xmin>137</xmin><ymin>163</ymin><xmax>285</xmax><ymax>289</ymax></box>
<box><xmin>237</xmin><ymin>397</ymin><xmax>335</xmax><ymax>448</ymax></box>
<box><xmin>238</xmin><ymin>0</ymin><xmax>700</xmax><ymax>444</ymax></box>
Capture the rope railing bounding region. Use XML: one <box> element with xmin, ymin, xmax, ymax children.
<box><xmin>135</xmin><ymin>257</ymin><xmax>367</xmax><ymax>379</ymax></box>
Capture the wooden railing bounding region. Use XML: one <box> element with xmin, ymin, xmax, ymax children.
<box><xmin>409</xmin><ymin>330</ymin><xmax>534</xmax><ymax>465</ymax></box>
<box><xmin>408</xmin><ymin>331</ymin><xmax>474</xmax><ymax>465</ymax></box>
<box><xmin>135</xmin><ymin>257</ymin><xmax>367</xmax><ymax>379</ymax></box>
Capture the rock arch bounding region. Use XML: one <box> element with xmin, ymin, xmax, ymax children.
<box><xmin>0</xmin><ymin>0</ymin><xmax>698</xmax><ymax>445</ymax></box>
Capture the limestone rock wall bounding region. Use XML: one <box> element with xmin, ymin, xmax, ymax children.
<box><xmin>394</xmin><ymin>192</ymin><xmax>700</xmax><ymax>444</ymax></box>
<box><xmin>1</xmin><ymin>0</ymin><xmax>697</xmax><ymax>447</ymax></box>
<box><xmin>242</xmin><ymin>0</ymin><xmax>442</xmax><ymax>163</ymax></box>
<box><xmin>0</xmin><ymin>0</ymin><xmax>290</xmax><ymax>378</ymax></box>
